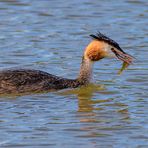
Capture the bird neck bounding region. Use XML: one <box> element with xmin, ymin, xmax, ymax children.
<box><xmin>77</xmin><ymin>56</ymin><xmax>93</xmax><ymax>85</ymax></box>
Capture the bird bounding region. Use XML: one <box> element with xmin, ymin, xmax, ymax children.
<box><xmin>0</xmin><ymin>32</ymin><xmax>133</xmax><ymax>94</ymax></box>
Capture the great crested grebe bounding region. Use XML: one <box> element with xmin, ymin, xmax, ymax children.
<box><xmin>0</xmin><ymin>32</ymin><xmax>133</xmax><ymax>94</ymax></box>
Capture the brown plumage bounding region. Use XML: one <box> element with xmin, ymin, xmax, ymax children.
<box><xmin>0</xmin><ymin>32</ymin><xmax>133</xmax><ymax>94</ymax></box>
<box><xmin>0</xmin><ymin>69</ymin><xmax>81</xmax><ymax>94</ymax></box>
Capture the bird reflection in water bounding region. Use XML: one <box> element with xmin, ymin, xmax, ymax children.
<box><xmin>58</xmin><ymin>84</ymin><xmax>130</xmax><ymax>123</ymax></box>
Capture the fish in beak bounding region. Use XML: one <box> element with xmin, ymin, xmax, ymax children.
<box><xmin>111</xmin><ymin>47</ymin><xmax>133</xmax><ymax>64</ymax></box>
<box><xmin>111</xmin><ymin>47</ymin><xmax>134</xmax><ymax>74</ymax></box>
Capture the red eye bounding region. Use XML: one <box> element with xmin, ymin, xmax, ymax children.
<box><xmin>111</xmin><ymin>48</ymin><xmax>116</xmax><ymax>53</ymax></box>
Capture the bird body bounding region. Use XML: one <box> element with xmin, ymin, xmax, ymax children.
<box><xmin>0</xmin><ymin>32</ymin><xmax>133</xmax><ymax>94</ymax></box>
<box><xmin>0</xmin><ymin>69</ymin><xmax>80</xmax><ymax>94</ymax></box>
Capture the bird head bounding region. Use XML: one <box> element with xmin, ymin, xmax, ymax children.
<box><xmin>84</xmin><ymin>32</ymin><xmax>133</xmax><ymax>64</ymax></box>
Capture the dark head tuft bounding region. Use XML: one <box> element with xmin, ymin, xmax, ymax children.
<box><xmin>90</xmin><ymin>32</ymin><xmax>125</xmax><ymax>53</ymax></box>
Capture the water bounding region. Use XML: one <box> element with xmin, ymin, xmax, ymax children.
<box><xmin>0</xmin><ymin>0</ymin><xmax>148</xmax><ymax>147</ymax></box>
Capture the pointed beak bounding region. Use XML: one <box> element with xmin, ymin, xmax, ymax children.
<box><xmin>111</xmin><ymin>48</ymin><xmax>134</xmax><ymax>64</ymax></box>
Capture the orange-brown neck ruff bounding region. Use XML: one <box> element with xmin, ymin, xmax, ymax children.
<box><xmin>84</xmin><ymin>40</ymin><xmax>108</xmax><ymax>61</ymax></box>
